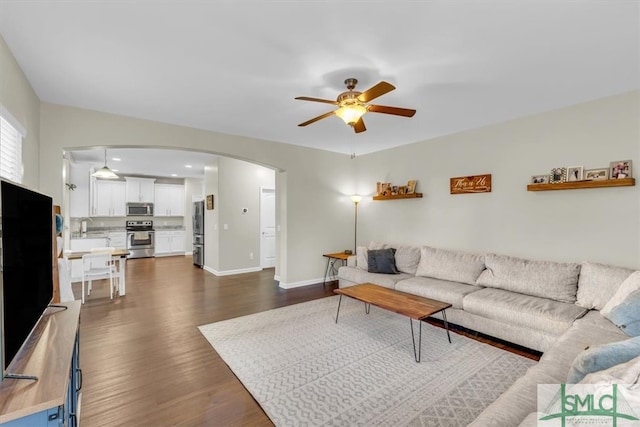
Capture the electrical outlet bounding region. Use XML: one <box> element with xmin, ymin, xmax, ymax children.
<box><xmin>223</xmin><ymin>224</ymin><xmax>229</xmax><ymax>230</ymax></box>
<box><xmin>249</xmin><ymin>252</ymin><xmax>254</xmax><ymax>260</ymax></box>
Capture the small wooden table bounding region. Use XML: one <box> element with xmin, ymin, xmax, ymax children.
<box><xmin>334</xmin><ymin>283</ymin><xmax>452</xmax><ymax>362</ymax></box>
<box><xmin>322</xmin><ymin>252</ymin><xmax>351</xmax><ymax>287</ymax></box>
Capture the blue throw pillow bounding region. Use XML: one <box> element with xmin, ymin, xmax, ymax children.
<box><xmin>367</xmin><ymin>248</ymin><xmax>399</xmax><ymax>274</ymax></box>
<box><xmin>606</xmin><ymin>289</ymin><xmax>640</xmax><ymax>337</ymax></box>
<box><xmin>566</xmin><ymin>336</ymin><xmax>640</xmax><ymax>384</ymax></box>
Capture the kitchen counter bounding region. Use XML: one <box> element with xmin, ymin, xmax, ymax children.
<box><xmin>70</xmin><ymin>228</ymin><xmax>126</xmax><ymax>239</ymax></box>
<box><xmin>154</xmin><ymin>226</ymin><xmax>186</xmax><ymax>230</ymax></box>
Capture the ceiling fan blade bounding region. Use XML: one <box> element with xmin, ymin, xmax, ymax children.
<box><xmin>295</xmin><ymin>96</ymin><xmax>339</xmax><ymax>105</ymax></box>
<box><xmin>367</xmin><ymin>104</ymin><xmax>416</xmax><ymax>117</ymax></box>
<box><xmin>353</xmin><ymin>118</ymin><xmax>366</xmax><ymax>133</ymax></box>
<box><xmin>357</xmin><ymin>81</ymin><xmax>395</xmax><ymax>103</ymax></box>
<box><xmin>298</xmin><ymin>110</ymin><xmax>336</xmax><ymax>127</ymax></box>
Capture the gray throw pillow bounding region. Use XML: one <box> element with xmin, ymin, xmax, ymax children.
<box><xmin>367</xmin><ymin>248</ymin><xmax>399</xmax><ymax>274</ymax></box>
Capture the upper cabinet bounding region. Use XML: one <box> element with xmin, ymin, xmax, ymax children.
<box><xmin>69</xmin><ymin>163</ymin><xmax>91</xmax><ymax>218</ymax></box>
<box><xmin>92</xmin><ymin>180</ymin><xmax>126</xmax><ymax>217</ymax></box>
<box><xmin>154</xmin><ymin>183</ymin><xmax>185</xmax><ymax>217</ymax></box>
<box><xmin>126</xmin><ymin>177</ymin><xmax>155</xmax><ymax>203</ymax></box>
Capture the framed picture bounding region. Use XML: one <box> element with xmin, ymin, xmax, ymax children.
<box><xmin>406</xmin><ymin>180</ymin><xmax>417</xmax><ymax>194</ymax></box>
<box><xmin>584</xmin><ymin>168</ymin><xmax>609</xmax><ymax>181</ymax></box>
<box><xmin>610</xmin><ymin>160</ymin><xmax>632</xmax><ymax>179</ymax></box>
<box><xmin>566</xmin><ymin>166</ymin><xmax>584</xmax><ymax>182</ymax></box>
<box><xmin>549</xmin><ymin>167</ymin><xmax>567</xmax><ymax>184</ymax></box>
<box><xmin>530</xmin><ymin>174</ymin><xmax>549</xmax><ymax>184</ymax></box>
<box><xmin>206</xmin><ymin>194</ymin><xmax>214</xmax><ymax>210</ymax></box>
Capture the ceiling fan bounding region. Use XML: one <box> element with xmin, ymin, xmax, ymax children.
<box><xmin>295</xmin><ymin>78</ymin><xmax>416</xmax><ymax>133</ymax></box>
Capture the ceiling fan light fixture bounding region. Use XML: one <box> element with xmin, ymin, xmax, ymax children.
<box><xmin>92</xmin><ymin>149</ymin><xmax>119</xmax><ymax>179</ymax></box>
<box><xmin>336</xmin><ymin>104</ymin><xmax>367</xmax><ymax>126</ymax></box>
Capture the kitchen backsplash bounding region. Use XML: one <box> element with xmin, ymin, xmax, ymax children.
<box><xmin>69</xmin><ymin>216</ymin><xmax>184</xmax><ymax>233</ymax></box>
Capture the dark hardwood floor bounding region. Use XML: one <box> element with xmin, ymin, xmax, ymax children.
<box><xmin>75</xmin><ymin>256</ymin><xmax>539</xmax><ymax>426</ymax></box>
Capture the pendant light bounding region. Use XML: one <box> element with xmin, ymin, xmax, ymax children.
<box><xmin>92</xmin><ymin>149</ymin><xmax>119</xmax><ymax>179</ymax></box>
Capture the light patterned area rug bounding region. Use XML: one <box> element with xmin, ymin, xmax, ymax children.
<box><xmin>199</xmin><ymin>296</ymin><xmax>536</xmax><ymax>426</ymax></box>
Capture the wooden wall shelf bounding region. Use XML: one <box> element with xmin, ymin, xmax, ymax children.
<box><xmin>527</xmin><ymin>178</ymin><xmax>635</xmax><ymax>192</ymax></box>
<box><xmin>373</xmin><ymin>193</ymin><xmax>423</xmax><ymax>200</ymax></box>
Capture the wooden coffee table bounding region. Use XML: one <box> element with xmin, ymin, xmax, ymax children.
<box><xmin>334</xmin><ymin>283</ymin><xmax>452</xmax><ymax>362</ymax></box>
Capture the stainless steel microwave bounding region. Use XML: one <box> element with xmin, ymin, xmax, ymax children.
<box><xmin>126</xmin><ymin>202</ymin><xmax>154</xmax><ymax>216</ymax></box>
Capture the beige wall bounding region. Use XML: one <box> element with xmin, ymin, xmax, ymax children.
<box><xmin>204</xmin><ymin>157</ymin><xmax>275</xmax><ymax>274</ymax></box>
<box><xmin>38</xmin><ymin>103</ymin><xmax>355</xmax><ymax>286</ymax></box>
<box><xmin>2</xmin><ymin>33</ymin><xmax>638</xmax><ymax>285</ymax></box>
<box><xmin>353</xmin><ymin>91</ymin><xmax>640</xmax><ymax>269</ymax></box>
<box><xmin>0</xmin><ymin>36</ymin><xmax>40</xmax><ymax>189</ymax></box>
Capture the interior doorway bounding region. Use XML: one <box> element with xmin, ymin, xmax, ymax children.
<box><xmin>260</xmin><ymin>188</ymin><xmax>276</xmax><ymax>268</ymax></box>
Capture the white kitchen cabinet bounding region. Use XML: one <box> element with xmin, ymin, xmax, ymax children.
<box><xmin>107</xmin><ymin>231</ymin><xmax>127</xmax><ymax>248</ymax></box>
<box><xmin>91</xmin><ymin>180</ymin><xmax>126</xmax><ymax>217</ymax></box>
<box><xmin>154</xmin><ymin>230</ymin><xmax>185</xmax><ymax>256</ymax></box>
<box><xmin>126</xmin><ymin>177</ymin><xmax>155</xmax><ymax>203</ymax></box>
<box><xmin>69</xmin><ymin>163</ymin><xmax>90</xmax><ymax>218</ymax></box>
<box><xmin>154</xmin><ymin>183</ymin><xmax>185</xmax><ymax>216</ymax></box>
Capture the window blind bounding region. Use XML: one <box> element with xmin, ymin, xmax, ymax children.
<box><xmin>0</xmin><ymin>115</ymin><xmax>23</xmax><ymax>183</ymax></box>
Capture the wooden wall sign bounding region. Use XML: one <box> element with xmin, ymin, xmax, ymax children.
<box><xmin>450</xmin><ymin>174</ymin><xmax>492</xmax><ymax>194</ymax></box>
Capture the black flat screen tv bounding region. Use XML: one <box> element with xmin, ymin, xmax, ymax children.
<box><xmin>0</xmin><ymin>179</ymin><xmax>53</xmax><ymax>377</ymax></box>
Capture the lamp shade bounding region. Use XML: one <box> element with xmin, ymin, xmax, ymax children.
<box><xmin>336</xmin><ymin>105</ymin><xmax>367</xmax><ymax>125</ymax></box>
<box><xmin>91</xmin><ymin>149</ymin><xmax>119</xmax><ymax>179</ymax></box>
<box><xmin>92</xmin><ymin>166</ymin><xmax>119</xmax><ymax>179</ymax></box>
<box><xmin>350</xmin><ymin>195</ymin><xmax>362</xmax><ymax>204</ymax></box>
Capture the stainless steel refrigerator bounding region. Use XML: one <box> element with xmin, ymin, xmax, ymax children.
<box><xmin>193</xmin><ymin>201</ymin><xmax>204</xmax><ymax>267</ymax></box>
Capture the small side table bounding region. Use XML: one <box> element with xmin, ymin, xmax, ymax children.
<box><xmin>323</xmin><ymin>252</ymin><xmax>351</xmax><ymax>287</ymax></box>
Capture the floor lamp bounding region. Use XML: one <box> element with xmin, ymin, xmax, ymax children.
<box><xmin>350</xmin><ymin>195</ymin><xmax>362</xmax><ymax>253</ymax></box>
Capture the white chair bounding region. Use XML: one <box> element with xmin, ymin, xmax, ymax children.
<box><xmin>81</xmin><ymin>250</ymin><xmax>116</xmax><ymax>304</ymax></box>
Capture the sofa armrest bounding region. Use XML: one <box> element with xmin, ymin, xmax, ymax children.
<box><xmin>347</xmin><ymin>255</ymin><xmax>357</xmax><ymax>267</ymax></box>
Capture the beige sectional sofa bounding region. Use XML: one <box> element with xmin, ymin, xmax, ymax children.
<box><xmin>337</xmin><ymin>243</ymin><xmax>638</xmax><ymax>426</ymax></box>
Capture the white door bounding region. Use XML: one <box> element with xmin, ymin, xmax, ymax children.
<box><xmin>260</xmin><ymin>188</ymin><xmax>276</xmax><ymax>268</ymax></box>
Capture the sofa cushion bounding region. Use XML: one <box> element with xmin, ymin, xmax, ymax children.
<box><xmin>394</xmin><ymin>245</ymin><xmax>421</xmax><ymax>275</ymax></box>
<box><xmin>463</xmin><ymin>288</ymin><xmax>588</xmax><ymax>336</ymax></box>
<box><xmin>415</xmin><ymin>246</ymin><xmax>485</xmax><ymax>285</ymax></box>
<box><xmin>337</xmin><ymin>266</ymin><xmax>412</xmax><ymax>289</ymax></box>
<box><xmin>537</xmin><ymin>310</ymin><xmax>627</xmax><ymax>380</ymax></box>
<box><xmin>605</xmin><ymin>289</ymin><xmax>640</xmax><ymax>337</ymax></box>
<box><xmin>601</xmin><ymin>270</ymin><xmax>640</xmax><ymax>316</ymax></box>
<box><xmin>367</xmin><ymin>248</ymin><xmax>399</xmax><ymax>274</ymax></box>
<box><xmin>395</xmin><ymin>276</ymin><xmax>483</xmax><ymax>309</ymax></box>
<box><xmin>356</xmin><ymin>246</ymin><xmax>368</xmax><ymax>270</ymax></box>
<box><xmin>576</xmin><ymin>261</ymin><xmax>634</xmax><ymax>310</ymax></box>
<box><xmin>476</xmin><ymin>254</ymin><xmax>580</xmax><ymax>303</ymax></box>
<box><xmin>566</xmin><ymin>336</ymin><xmax>640</xmax><ymax>384</ymax></box>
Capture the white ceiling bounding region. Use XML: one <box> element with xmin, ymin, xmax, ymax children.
<box><xmin>1</xmin><ymin>1</ymin><xmax>639</xmax><ymax>166</ymax></box>
<box><xmin>68</xmin><ymin>148</ymin><xmax>217</xmax><ymax>179</ymax></box>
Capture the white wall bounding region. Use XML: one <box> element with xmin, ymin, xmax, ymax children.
<box><xmin>216</xmin><ymin>157</ymin><xmax>275</xmax><ymax>273</ymax></box>
<box><xmin>354</xmin><ymin>91</ymin><xmax>640</xmax><ymax>269</ymax></box>
<box><xmin>0</xmin><ymin>35</ymin><xmax>40</xmax><ymax>189</ymax></box>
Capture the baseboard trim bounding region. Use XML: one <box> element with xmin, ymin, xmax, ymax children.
<box><xmin>203</xmin><ymin>265</ymin><xmax>263</xmax><ymax>276</ymax></box>
<box><xmin>278</xmin><ymin>276</ymin><xmax>326</xmax><ymax>289</ymax></box>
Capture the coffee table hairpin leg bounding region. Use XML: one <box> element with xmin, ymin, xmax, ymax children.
<box><xmin>335</xmin><ymin>297</ymin><xmax>371</xmax><ymax>324</ymax></box>
<box><xmin>409</xmin><ymin>318</ymin><xmax>423</xmax><ymax>363</ymax></box>
<box><xmin>410</xmin><ymin>311</ymin><xmax>452</xmax><ymax>363</ymax></box>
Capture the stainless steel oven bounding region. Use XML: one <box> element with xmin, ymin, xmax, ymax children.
<box><xmin>126</xmin><ymin>220</ymin><xmax>155</xmax><ymax>258</ymax></box>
